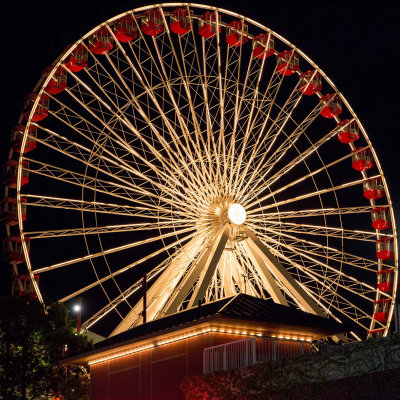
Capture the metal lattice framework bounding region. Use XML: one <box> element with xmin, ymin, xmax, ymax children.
<box><xmin>5</xmin><ymin>3</ymin><xmax>398</xmax><ymax>340</ymax></box>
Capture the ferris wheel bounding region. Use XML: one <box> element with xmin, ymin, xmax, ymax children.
<box><xmin>2</xmin><ymin>3</ymin><xmax>397</xmax><ymax>340</ymax></box>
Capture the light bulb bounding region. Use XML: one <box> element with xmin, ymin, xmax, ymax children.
<box><xmin>228</xmin><ymin>204</ymin><xmax>246</xmax><ymax>225</ymax></box>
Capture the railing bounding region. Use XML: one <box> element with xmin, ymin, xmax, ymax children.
<box><xmin>203</xmin><ymin>337</ymin><xmax>312</xmax><ymax>374</ymax></box>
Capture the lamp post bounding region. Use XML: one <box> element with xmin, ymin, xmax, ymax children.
<box><xmin>73</xmin><ymin>298</ymin><xmax>82</xmax><ymax>333</ymax></box>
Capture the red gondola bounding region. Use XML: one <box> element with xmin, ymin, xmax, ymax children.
<box><xmin>276</xmin><ymin>50</ymin><xmax>299</xmax><ymax>76</ymax></box>
<box><xmin>3</xmin><ymin>160</ymin><xmax>29</xmax><ymax>189</ymax></box>
<box><xmin>252</xmin><ymin>33</ymin><xmax>274</xmax><ymax>59</ymax></box>
<box><xmin>89</xmin><ymin>28</ymin><xmax>114</xmax><ymax>55</ymax></box>
<box><xmin>113</xmin><ymin>16</ymin><xmax>138</xmax><ymax>42</ymax></box>
<box><xmin>337</xmin><ymin>119</ymin><xmax>359</xmax><ymax>143</ymax></box>
<box><xmin>363</xmin><ymin>177</ymin><xmax>385</xmax><ymax>200</ymax></box>
<box><xmin>11</xmin><ymin>125</ymin><xmax>37</xmax><ymax>153</ymax></box>
<box><xmin>367</xmin><ymin>328</ymin><xmax>384</xmax><ymax>337</ymax></box>
<box><xmin>373</xmin><ymin>299</ymin><xmax>391</xmax><ymax>323</ymax></box>
<box><xmin>376</xmin><ymin>238</ymin><xmax>394</xmax><ymax>260</ymax></box>
<box><xmin>141</xmin><ymin>10</ymin><xmax>164</xmax><ymax>36</ymax></box>
<box><xmin>12</xmin><ymin>274</ymin><xmax>39</xmax><ymax>300</ymax></box>
<box><xmin>376</xmin><ymin>269</ymin><xmax>394</xmax><ymax>293</ymax></box>
<box><xmin>23</xmin><ymin>93</ymin><xmax>49</xmax><ymax>122</ymax></box>
<box><xmin>319</xmin><ymin>94</ymin><xmax>342</xmax><ymax>118</ymax></box>
<box><xmin>351</xmin><ymin>148</ymin><xmax>373</xmax><ymax>171</ymax></box>
<box><xmin>371</xmin><ymin>207</ymin><xmax>391</xmax><ymax>230</ymax></box>
<box><xmin>0</xmin><ymin>197</ymin><xmax>27</xmax><ymax>226</ymax></box>
<box><xmin>198</xmin><ymin>11</ymin><xmax>221</xmax><ymax>38</ymax></box>
<box><xmin>225</xmin><ymin>20</ymin><xmax>248</xmax><ymax>47</ymax></box>
<box><xmin>42</xmin><ymin>66</ymin><xmax>67</xmax><ymax>95</ymax></box>
<box><xmin>170</xmin><ymin>8</ymin><xmax>192</xmax><ymax>35</ymax></box>
<box><xmin>299</xmin><ymin>71</ymin><xmax>321</xmax><ymax>96</ymax></box>
<box><xmin>3</xmin><ymin>236</ymin><xmax>30</xmax><ymax>264</ymax></box>
<box><xmin>64</xmin><ymin>44</ymin><xmax>88</xmax><ymax>72</ymax></box>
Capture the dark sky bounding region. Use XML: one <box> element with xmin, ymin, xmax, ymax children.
<box><xmin>1</xmin><ymin>1</ymin><xmax>399</xmax><ymax>302</ymax></box>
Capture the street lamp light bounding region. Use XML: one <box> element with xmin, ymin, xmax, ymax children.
<box><xmin>73</xmin><ymin>298</ymin><xmax>82</xmax><ymax>333</ymax></box>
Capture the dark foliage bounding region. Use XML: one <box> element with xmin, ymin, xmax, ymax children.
<box><xmin>0</xmin><ymin>295</ymin><xmax>91</xmax><ymax>400</ymax></box>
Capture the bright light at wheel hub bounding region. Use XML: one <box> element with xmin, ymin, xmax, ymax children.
<box><xmin>228</xmin><ymin>204</ymin><xmax>246</xmax><ymax>225</ymax></box>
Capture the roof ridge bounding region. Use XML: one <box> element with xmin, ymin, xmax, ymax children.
<box><xmin>218</xmin><ymin>293</ymin><xmax>243</xmax><ymax>313</ymax></box>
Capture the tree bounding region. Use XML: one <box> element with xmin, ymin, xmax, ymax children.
<box><xmin>0</xmin><ymin>295</ymin><xmax>91</xmax><ymax>400</ymax></box>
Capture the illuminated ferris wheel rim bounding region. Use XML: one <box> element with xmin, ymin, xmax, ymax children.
<box><xmin>9</xmin><ymin>3</ymin><xmax>397</xmax><ymax>340</ymax></box>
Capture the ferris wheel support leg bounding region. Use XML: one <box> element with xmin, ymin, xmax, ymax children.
<box><xmin>245</xmin><ymin>228</ymin><xmax>325</xmax><ymax>317</ymax></box>
<box><xmin>163</xmin><ymin>226</ymin><xmax>230</xmax><ymax>315</ymax></box>
<box><xmin>110</xmin><ymin>237</ymin><xmax>203</xmax><ymax>336</ymax></box>
<box><xmin>187</xmin><ymin>227</ymin><xmax>230</xmax><ymax>309</ymax></box>
<box><xmin>242</xmin><ymin>241</ymin><xmax>289</xmax><ymax>306</ymax></box>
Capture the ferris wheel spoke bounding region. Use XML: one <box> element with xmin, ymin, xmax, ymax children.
<box><xmin>254</xmin><ymin>225</ymin><xmax>390</xmax><ymax>274</ymax></box>
<box><xmin>251</xmin><ymin>205</ymin><xmax>382</xmax><ymax>220</ymax></box>
<box><xmin>23</xmin><ymin>143</ymin><xmax>194</xmax><ymax>212</ymax></box>
<box><xmin>174</xmin><ymin>22</ymin><xmax>218</xmax><ymax>187</ymax></box>
<box><xmin>44</xmin><ymin>96</ymin><xmax>179</xmax><ymax>183</ymax></box>
<box><xmin>234</xmin><ymin>73</ymin><xmax>304</xmax><ymax>198</ymax></box>
<box><xmin>23</xmin><ymin>194</ymin><xmax>198</xmax><ymax>223</ymax></box>
<box><xmin>246</xmin><ymin>143</ymin><xmax>371</xmax><ymax>210</ymax></box>
<box><xmin>247</xmin><ymin>174</ymin><xmax>378</xmax><ymax>214</ymax></box>
<box><xmin>231</xmin><ymin>62</ymin><xmax>275</xmax><ymax>196</ymax></box>
<box><xmin>155</xmin><ymin>9</ymin><xmax>217</xmax><ymax>189</ymax></box>
<box><xmin>62</xmin><ymin>81</ymin><xmax>205</xmax><ymax>203</ymax></box>
<box><xmin>249</xmin><ymin>123</ymin><xmax>344</xmax><ymax>197</ymax></box>
<box><xmin>162</xmin><ymin>21</ymin><xmax>216</xmax><ymax>188</ymax></box>
<box><xmin>258</xmin><ymin>220</ymin><xmax>390</xmax><ymax>242</ymax></box>
<box><xmin>33</xmin><ymin>225</ymin><xmax>196</xmax><ymax>275</ymax></box>
<box><xmin>255</xmin><ymin>231</ymin><xmax>384</xmax><ymax>301</ymax></box>
<box><xmin>23</xmin><ymin>156</ymin><xmax>192</xmax><ymax>213</ymax></box>
<box><xmin>32</xmin><ymin>122</ymin><xmax>204</xmax><ymax>210</ymax></box>
<box><xmin>118</xmin><ymin>23</ymin><xmax>217</xmax><ymax>198</ymax></box>
<box><xmin>214</xmin><ymin>12</ymin><xmax>230</xmax><ymax>195</ymax></box>
<box><xmin>267</xmin><ymin>248</ymin><xmax>376</xmax><ymax>330</ymax></box>
<box><xmin>25</xmin><ymin>221</ymin><xmax>192</xmax><ymax>240</ymax></box>
<box><xmin>298</xmin><ymin>281</ymin><xmax>374</xmax><ymax>331</ymax></box>
<box><xmin>239</xmin><ymin>99</ymin><xmax>325</xmax><ymax>203</ymax></box>
<box><xmin>226</xmin><ymin>46</ymin><xmax>257</xmax><ymax>195</ymax></box>
<box><xmin>200</xmin><ymin>35</ymin><xmax>224</xmax><ymax>191</ymax></box>
<box><xmin>62</xmin><ymin>78</ymin><xmax>189</xmax><ymax>192</ymax></box>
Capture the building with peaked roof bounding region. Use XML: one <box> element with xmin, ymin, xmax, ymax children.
<box><xmin>65</xmin><ymin>294</ymin><xmax>346</xmax><ymax>400</ymax></box>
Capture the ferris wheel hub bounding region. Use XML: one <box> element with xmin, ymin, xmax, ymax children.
<box><xmin>228</xmin><ymin>203</ymin><xmax>246</xmax><ymax>225</ymax></box>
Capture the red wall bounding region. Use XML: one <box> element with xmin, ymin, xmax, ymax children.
<box><xmin>90</xmin><ymin>331</ymin><xmax>245</xmax><ymax>400</ymax></box>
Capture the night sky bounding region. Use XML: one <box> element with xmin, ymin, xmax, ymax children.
<box><xmin>1</xmin><ymin>1</ymin><xmax>399</xmax><ymax>308</ymax></box>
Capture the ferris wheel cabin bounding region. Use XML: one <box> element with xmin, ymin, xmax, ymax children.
<box><xmin>3</xmin><ymin>160</ymin><xmax>29</xmax><ymax>189</ymax></box>
<box><xmin>337</xmin><ymin>119</ymin><xmax>360</xmax><ymax>143</ymax></box>
<box><xmin>141</xmin><ymin>10</ymin><xmax>164</xmax><ymax>36</ymax></box>
<box><xmin>363</xmin><ymin>177</ymin><xmax>385</xmax><ymax>200</ymax></box>
<box><xmin>376</xmin><ymin>269</ymin><xmax>394</xmax><ymax>293</ymax></box>
<box><xmin>371</xmin><ymin>207</ymin><xmax>391</xmax><ymax>230</ymax></box>
<box><xmin>170</xmin><ymin>8</ymin><xmax>192</xmax><ymax>35</ymax></box>
<box><xmin>42</xmin><ymin>66</ymin><xmax>67</xmax><ymax>95</ymax></box>
<box><xmin>0</xmin><ymin>197</ymin><xmax>26</xmax><ymax>226</ymax></box>
<box><xmin>225</xmin><ymin>20</ymin><xmax>249</xmax><ymax>47</ymax></box>
<box><xmin>89</xmin><ymin>28</ymin><xmax>114</xmax><ymax>55</ymax></box>
<box><xmin>11</xmin><ymin>124</ymin><xmax>37</xmax><ymax>154</ymax></box>
<box><xmin>299</xmin><ymin>70</ymin><xmax>322</xmax><ymax>96</ymax></box>
<box><xmin>3</xmin><ymin>235</ymin><xmax>30</xmax><ymax>264</ymax></box>
<box><xmin>198</xmin><ymin>11</ymin><xmax>221</xmax><ymax>38</ymax></box>
<box><xmin>276</xmin><ymin>50</ymin><xmax>299</xmax><ymax>76</ymax></box>
<box><xmin>12</xmin><ymin>273</ymin><xmax>39</xmax><ymax>300</ymax></box>
<box><xmin>113</xmin><ymin>16</ymin><xmax>138</xmax><ymax>42</ymax></box>
<box><xmin>252</xmin><ymin>33</ymin><xmax>274</xmax><ymax>59</ymax></box>
<box><xmin>23</xmin><ymin>93</ymin><xmax>49</xmax><ymax>122</ymax></box>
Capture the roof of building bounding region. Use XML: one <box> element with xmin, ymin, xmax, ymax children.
<box><xmin>92</xmin><ymin>294</ymin><xmax>345</xmax><ymax>352</ymax></box>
